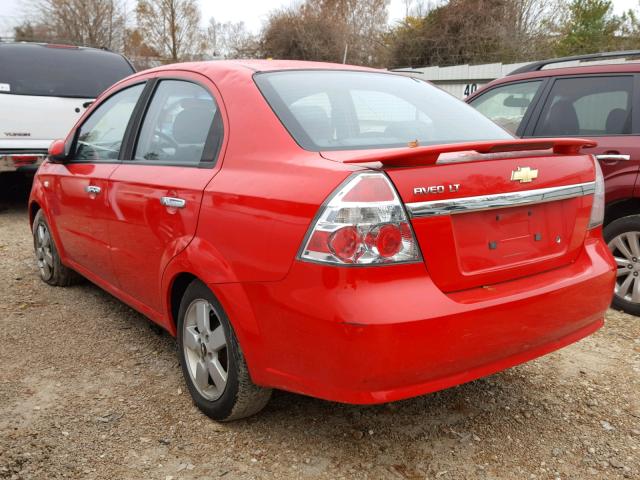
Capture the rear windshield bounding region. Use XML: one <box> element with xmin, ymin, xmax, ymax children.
<box><xmin>254</xmin><ymin>70</ymin><xmax>512</xmax><ymax>151</ymax></box>
<box><xmin>0</xmin><ymin>45</ymin><xmax>134</xmax><ymax>98</ymax></box>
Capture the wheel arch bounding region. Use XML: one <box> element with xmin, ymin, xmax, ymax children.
<box><xmin>604</xmin><ymin>198</ymin><xmax>640</xmax><ymax>226</ymax></box>
<box><xmin>167</xmin><ymin>272</ymin><xmax>198</xmax><ymax>336</ymax></box>
<box><xmin>163</xmin><ymin>268</ymin><xmax>265</xmax><ymax>381</ymax></box>
<box><xmin>28</xmin><ymin>200</ymin><xmax>41</xmax><ymax>227</ymax></box>
<box><xmin>162</xmin><ymin>237</ymin><xmax>243</xmax><ymax>333</ymax></box>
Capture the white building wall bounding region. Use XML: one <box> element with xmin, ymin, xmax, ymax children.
<box><xmin>394</xmin><ymin>61</ymin><xmax>532</xmax><ymax>99</ymax></box>
<box><xmin>394</xmin><ymin>58</ymin><xmax>637</xmax><ymax>99</ymax></box>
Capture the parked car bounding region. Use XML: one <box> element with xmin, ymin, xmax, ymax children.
<box><xmin>0</xmin><ymin>42</ymin><xmax>135</xmax><ymax>174</ymax></box>
<box><xmin>29</xmin><ymin>60</ymin><xmax>615</xmax><ymax>421</ymax></box>
<box><xmin>466</xmin><ymin>50</ymin><xmax>640</xmax><ymax>315</ymax></box>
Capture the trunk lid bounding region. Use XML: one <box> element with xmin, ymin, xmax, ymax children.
<box><xmin>322</xmin><ymin>140</ymin><xmax>597</xmax><ymax>292</ymax></box>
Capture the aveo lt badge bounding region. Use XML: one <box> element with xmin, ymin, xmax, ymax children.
<box><xmin>414</xmin><ymin>184</ymin><xmax>461</xmax><ymax>195</ymax></box>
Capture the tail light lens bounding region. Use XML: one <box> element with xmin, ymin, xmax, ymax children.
<box><xmin>299</xmin><ymin>172</ymin><xmax>421</xmax><ymax>265</ymax></box>
<box><xmin>588</xmin><ymin>157</ymin><xmax>605</xmax><ymax>229</ymax></box>
<box><xmin>11</xmin><ymin>155</ymin><xmax>41</xmax><ymax>166</ymax></box>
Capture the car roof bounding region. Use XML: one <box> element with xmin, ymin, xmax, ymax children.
<box><xmin>0</xmin><ymin>41</ymin><xmax>126</xmax><ymax>58</ymax></box>
<box><xmin>0</xmin><ymin>41</ymin><xmax>135</xmax><ymax>74</ymax></box>
<box><xmin>138</xmin><ymin>59</ymin><xmax>380</xmax><ymax>79</ymax></box>
<box><xmin>508</xmin><ymin>50</ymin><xmax>640</xmax><ymax>75</ymax></box>
<box><xmin>504</xmin><ymin>61</ymin><xmax>640</xmax><ymax>82</ymax></box>
<box><xmin>467</xmin><ymin>61</ymin><xmax>640</xmax><ymax>101</ymax></box>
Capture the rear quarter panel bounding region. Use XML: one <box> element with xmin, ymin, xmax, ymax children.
<box><xmin>165</xmin><ymin>67</ymin><xmax>358</xmax><ymax>285</ymax></box>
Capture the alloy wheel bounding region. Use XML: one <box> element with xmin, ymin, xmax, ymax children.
<box><xmin>182</xmin><ymin>299</ymin><xmax>229</xmax><ymax>401</ymax></box>
<box><xmin>609</xmin><ymin>231</ymin><xmax>640</xmax><ymax>304</ymax></box>
<box><xmin>35</xmin><ymin>223</ymin><xmax>54</xmax><ymax>281</ymax></box>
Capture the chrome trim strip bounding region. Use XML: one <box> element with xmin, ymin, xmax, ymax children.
<box><xmin>406</xmin><ymin>182</ymin><xmax>596</xmax><ymax>217</ymax></box>
<box><xmin>595</xmin><ymin>154</ymin><xmax>630</xmax><ymax>162</ymax></box>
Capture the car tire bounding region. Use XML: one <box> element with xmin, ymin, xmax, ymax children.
<box><xmin>32</xmin><ymin>209</ymin><xmax>77</xmax><ymax>287</ymax></box>
<box><xmin>177</xmin><ymin>280</ymin><xmax>272</xmax><ymax>421</ymax></box>
<box><xmin>604</xmin><ymin>214</ymin><xmax>640</xmax><ymax>316</ymax></box>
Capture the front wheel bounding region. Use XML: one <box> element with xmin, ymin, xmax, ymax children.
<box><xmin>177</xmin><ymin>280</ymin><xmax>272</xmax><ymax>421</ymax></box>
<box><xmin>604</xmin><ymin>215</ymin><xmax>640</xmax><ymax>316</ymax></box>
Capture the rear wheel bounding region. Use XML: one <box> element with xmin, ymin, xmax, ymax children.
<box><xmin>32</xmin><ymin>209</ymin><xmax>77</xmax><ymax>286</ymax></box>
<box><xmin>177</xmin><ymin>280</ymin><xmax>272</xmax><ymax>421</ymax></box>
<box><xmin>604</xmin><ymin>215</ymin><xmax>640</xmax><ymax>316</ymax></box>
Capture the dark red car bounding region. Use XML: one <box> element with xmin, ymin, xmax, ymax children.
<box><xmin>30</xmin><ymin>60</ymin><xmax>614</xmax><ymax>421</ymax></box>
<box><xmin>467</xmin><ymin>51</ymin><xmax>640</xmax><ymax>315</ymax></box>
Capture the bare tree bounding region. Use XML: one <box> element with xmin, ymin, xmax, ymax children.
<box><xmin>135</xmin><ymin>0</ymin><xmax>202</xmax><ymax>63</ymax></box>
<box><xmin>261</xmin><ymin>6</ymin><xmax>345</xmax><ymax>63</ymax></box>
<box><xmin>261</xmin><ymin>0</ymin><xmax>389</xmax><ymax>66</ymax></box>
<box><xmin>387</xmin><ymin>0</ymin><xmax>559</xmax><ymax>68</ymax></box>
<box><xmin>14</xmin><ymin>21</ymin><xmax>56</xmax><ymax>43</ymax></box>
<box><xmin>509</xmin><ymin>0</ymin><xmax>559</xmax><ymax>58</ymax></box>
<box><xmin>308</xmin><ymin>0</ymin><xmax>390</xmax><ymax>65</ymax></box>
<box><xmin>31</xmin><ymin>0</ymin><xmax>127</xmax><ymax>50</ymax></box>
<box><xmin>205</xmin><ymin>18</ymin><xmax>257</xmax><ymax>59</ymax></box>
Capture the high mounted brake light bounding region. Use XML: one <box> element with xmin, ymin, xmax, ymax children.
<box><xmin>299</xmin><ymin>172</ymin><xmax>421</xmax><ymax>265</ymax></box>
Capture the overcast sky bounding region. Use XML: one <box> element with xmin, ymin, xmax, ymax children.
<box><xmin>1</xmin><ymin>0</ymin><xmax>639</xmax><ymax>36</ymax></box>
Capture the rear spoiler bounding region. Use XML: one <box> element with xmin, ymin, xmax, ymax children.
<box><xmin>323</xmin><ymin>138</ymin><xmax>597</xmax><ymax>167</ymax></box>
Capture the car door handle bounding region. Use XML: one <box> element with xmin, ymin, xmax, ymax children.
<box><xmin>85</xmin><ymin>185</ymin><xmax>101</xmax><ymax>194</ymax></box>
<box><xmin>160</xmin><ymin>196</ymin><xmax>186</xmax><ymax>209</ymax></box>
<box><xmin>595</xmin><ymin>154</ymin><xmax>631</xmax><ymax>162</ymax></box>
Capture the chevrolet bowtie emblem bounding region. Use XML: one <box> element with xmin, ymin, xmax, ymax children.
<box><xmin>511</xmin><ymin>166</ymin><xmax>538</xmax><ymax>183</ymax></box>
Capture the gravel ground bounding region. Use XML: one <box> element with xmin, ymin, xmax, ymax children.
<box><xmin>1</xmin><ymin>173</ymin><xmax>639</xmax><ymax>480</ymax></box>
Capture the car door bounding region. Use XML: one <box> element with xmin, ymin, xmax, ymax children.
<box><xmin>525</xmin><ymin>74</ymin><xmax>640</xmax><ymax>204</ymax></box>
<box><xmin>45</xmin><ymin>83</ymin><xmax>145</xmax><ymax>284</ymax></box>
<box><xmin>108</xmin><ymin>74</ymin><xmax>224</xmax><ymax>315</ymax></box>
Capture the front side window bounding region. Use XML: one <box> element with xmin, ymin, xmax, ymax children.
<box><xmin>533</xmin><ymin>76</ymin><xmax>633</xmax><ymax>136</ymax></box>
<box><xmin>255</xmin><ymin>71</ymin><xmax>511</xmax><ymax>151</ymax></box>
<box><xmin>133</xmin><ymin>80</ymin><xmax>218</xmax><ymax>165</ymax></box>
<box><xmin>469</xmin><ymin>81</ymin><xmax>542</xmax><ymax>135</ymax></box>
<box><xmin>74</xmin><ymin>84</ymin><xmax>144</xmax><ymax>162</ymax></box>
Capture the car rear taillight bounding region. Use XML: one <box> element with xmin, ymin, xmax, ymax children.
<box><xmin>11</xmin><ymin>155</ymin><xmax>40</xmax><ymax>167</ymax></box>
<box><xmin>588</xmin><ymin>157</ymin><xmax>605</xmax><ymax>229</ymax></box>
<box><xmin>299</xmin><ymin>172</ymin><xmax>421</xmax><ymax>265</ymax></box>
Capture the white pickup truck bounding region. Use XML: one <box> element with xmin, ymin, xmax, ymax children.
<box><xmin>0</xmin><ymin>42</ymin><xmax>135</xmax><ymax>173</ymax></box>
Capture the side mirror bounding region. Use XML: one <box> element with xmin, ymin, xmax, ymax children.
<box><xmin>503</xmin><ymin>95</ymin><xmax>530</xmax><ymax>108</ymax></box>
<box><xmin>48</xmin><ymin>139</ymin><xmax>68</xmax><ymax>163</ymax></box>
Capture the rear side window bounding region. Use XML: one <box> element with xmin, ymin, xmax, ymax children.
<box><xmin>0</xmin><ymin>45</ymin><xmax>134</xmax><ymax>98</ymax></box>
<box><xmin>255</xmin><ymin>70</ymin><xmax>511</xmax><ymax>151</ymax></box>
<box><xmin>469</xmin><ymin>81</ymin><xmax>542</xmax><ymax>134</ymax></box>
<box><xmin>534</xmin><ymin>76</ymin><xmax>633</xmax><ymax>136</ymax></box>
<box><xmin>133</xmin><ymin>80</ymin><xmax>219</xmax><ymax>165</ymax></box>
<box><xmin>74</xmin><ymin>84</ymin><xmax>144</xmax><ymax>162</ymax></box>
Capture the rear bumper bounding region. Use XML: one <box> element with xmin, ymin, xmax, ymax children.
<box><xmin>212</xmin><ymin>231</ymin><xmax>615</xmax><ymax>404</ymax></box>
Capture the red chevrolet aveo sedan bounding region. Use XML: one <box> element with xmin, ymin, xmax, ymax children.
<box><xmin>29</xmin><ymin>60</ymin><xmax>615</xmax><ymax>421</ymax></box>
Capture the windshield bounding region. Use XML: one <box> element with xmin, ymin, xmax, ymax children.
<box><xmin>0</xmin><ymin>45</ymin><xmax>135</xmax><ymax>98</ymax></box>
<box><xmin>255</xmin><ymin>70</ymin><xmax>512</xmax><ymax>151</ymax></box>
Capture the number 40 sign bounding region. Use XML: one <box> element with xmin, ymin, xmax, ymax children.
<box><xmin>464</xmin><ymin>83</ymin><xmax>478</xmax><ymax>97</ymax></box>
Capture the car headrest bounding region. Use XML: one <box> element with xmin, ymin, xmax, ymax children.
<box><xmin>606</xmin><ymin>108</ymin><xmax>629</xmax><ymax>134</ymax></box>
<box><xmin>172</xmin><ymin>105</ymin><xmax>214</xmax><ymax>145</ymax></box>
<box><xmin>540</xmin><ymin>99</ymin><xmax>579</xmax><ymax>136</ymax></box>
<box><xmin>290</xmin><ymin>105</ymin><xmax>332</xmax><ymax>143</ymax></box>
